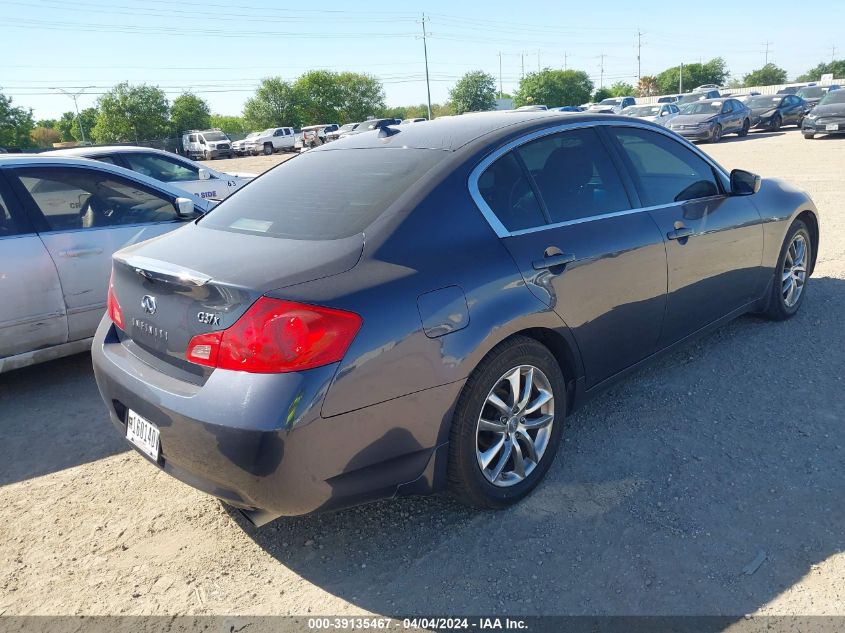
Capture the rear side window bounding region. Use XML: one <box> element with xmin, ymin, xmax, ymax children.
<box><xmin>123</xmin><ymin>153</ymin><xmax>199</xmax><ymax>183</ymax></box>
<box><xmin>516</xmin><ymin>128</ymin><xmax>630</xmax><ymax>223</ymax></box>
<box><xmin>608</xmin><ymin>127</ymin><xmax>721</xmax><ymax>205</ymax></box>
<box><xmin>477</xmin><ymin>152</ymin><xmax>546</xmax><ymax>231</ymax></box>
<box><xmin>201</xmin><ymin>149</ymin><xmax>444</xmax><ymax>240</ymax></box>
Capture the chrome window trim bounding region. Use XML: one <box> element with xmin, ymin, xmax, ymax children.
<box><xmin>467</xmin><ymin>119</ymin><xmax>731</xmax><ymax>239</ymax></box>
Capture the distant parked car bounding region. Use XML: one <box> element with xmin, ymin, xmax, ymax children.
<box><xmin>621</xmin><ymin>103</ymin><xmax>680</xmax><ymax>126</ymax></box>
<box><xmin>776</xmin><ymin>87</ymin><xmax>801</xmax><ymax>95</ymax></box>
<box><xmin>796</xmin><ymin>85</ymin><xmax>841</xmax><ymax>108</ymax></box>
<box><xmin>402</xmin><ymin>117</ymin><xmax>428</xmax><ymax>123</ymax></box>
<box><xmin>802</xmin><ymin>88</ymin><xmax>845</xmax><ymax>139</ymax></box>
<box><xmin>328</xmin><ymin>123</ymin><xmax>359</xmax><ymax>140</ymax></box>
<box><xmin>693</xmin><ymin>84</ymin><xmax>720</xmax><ymax>93</ymax></box>
<box><xmin>295</xmin><ymin>124</ymin><xmax>341</xmax><ymax>150</ymax></box>
<box><xmin>232</xmin><ymin>132</ymin><xmax>260</xmax><ymax>156</ymax></box>
<box><xmin>341</xmin><ymin>118</ymin><xmax>401</xmax><ymax>137</ymax></box>
<box><xmin>588</xmin><ymin>96</ymin><xmax>636</xmax><ymax>113</ymax></box>
<box><xmin>181</xmin><ymin>129</ymin><xmax>234</xmax><ymax>160</ymax></box>
<box><xmin>677</xmin><ymin>90</ymin><xmax>721</xmax><ymax>105</ymax></box>
<box><xmin>242</xmin><ymin>127</ymin><xmax>297</xmax><ymax>155</ymax></box>
<box><xmin>657</xmin><ymin>96</ymin><xmax>680</xmax><ymax>103</ymax></box>
<box><xmin>746</xmin><ymin>94</ymin><xmax>810</xmax><ymax>131</ymax></box>
<box><xmin>0</xmin><ymin>154</ymin><xmax>212</xmax><ymax>372</ymax></box>
<box><xmin>43</xmin><ymin>146</ymin><xmax>255</xmax><ymax>202</ymax></box>
<box><xmin>669</xmin><ymin>98</ymin><xmax>751</xmax><ymax>142</ymax></box>
<box><xmin>515</xmin><ymin>105</ymin><xmax>548</xmax><ymax>111</ymax></box>
<box><xmin>551</xmin><ymin>106</ymin><xmax>585</xmax><ymax>112</ymax></box>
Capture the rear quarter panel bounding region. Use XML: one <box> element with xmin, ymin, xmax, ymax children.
<box><xmin>752</xmin><ymin>177</ymin><xmax>820</xmax><ymax>273</ymax></box>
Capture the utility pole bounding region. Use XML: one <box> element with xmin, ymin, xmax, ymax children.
<box><xmin>679</xmin><ymin>62</ymin><xmax>684</xmax><ymax>94</ymax></box>
<box><xmin>498</xmin><ymin>52</ymin><xmax>503</xmax><ymax>97</ymax></box>
<box><xmin>762</xmin><ymin>40</ymin><xmax>772</xmax><ymax>65</ymax></box>
<box><xmin>537</xmin><ymin>49</ymin><xmax>541</xmax><ymax>72</ymax></box>
<box><xmin>833</xmin><ymin>45</ymin><xmax>838</xmax><ymax>62</ymax></box>
<box><xmin>564</xmin><ymin>51</ymin><xmax>568</xmax><ymax>71</ymax></box>
<box><xmin>637</xmin><ymin>29</ymin><xmax>642</xmax><ymax>85</ymax></box>
<box><xmin>599</xmin><ymin>53</ymin><xmax>606</xmax><ymax>88</ymax></box>
<box><xmin>420</xmin><ymin>13</ymin><xmax>432</xmax><ymax>120</ymax></box>
<box><xmin>51</xmin><ymin>86</ymin><xmax>94</xmax><ymax>145</ymax></box>
<box><xmin>521</xmin><ymin>51</ymin><xmax>525</xmax><ymax>79</ymax></box>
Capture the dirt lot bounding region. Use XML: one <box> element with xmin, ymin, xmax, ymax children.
<box><xmin>1</xmin><ymin>128</ymin><xmax>844</xmax><ymax>618</ymax></box>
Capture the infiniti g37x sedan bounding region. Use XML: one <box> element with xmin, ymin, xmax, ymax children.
<box><xmin>93</xmin><ymin>112</ymin><xmax>819</xmax><ymax>525</ymax></box>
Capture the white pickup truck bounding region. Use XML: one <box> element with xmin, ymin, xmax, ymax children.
<box><xmin>243</xmin><ymin>127</ymin><xmax>297</xmax><ymax>155</ymax></box>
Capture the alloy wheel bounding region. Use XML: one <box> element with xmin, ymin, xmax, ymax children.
<box><xmin>475</xmin><ymin>365</ymin><xmax>554</xmax><ymax>487</ymax></box>
<box><xmin>782</xmin><ymin>234</ymin><xmax>808</xmax><ymax>308</ymax></box>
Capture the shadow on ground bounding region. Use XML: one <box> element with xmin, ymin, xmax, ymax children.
<box><xmin>229</xmin><ymin>276</ymin><xmax>845</xmax><ymax>616</ymax></box>
<box><xmin>0</xmin><ymin>352</ymin><xmax>127</xmax><ymax>486</ymax></box>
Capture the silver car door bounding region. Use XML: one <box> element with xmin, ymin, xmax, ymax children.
<box><xmin>0</xmin><ymin>177</ymin><xmax>67</xmax><ymax>360</ymax></box>
<box><xmin>10</xmin><ymin>165</ymin><xmax>190</xmax><ymax>342</ymax></box>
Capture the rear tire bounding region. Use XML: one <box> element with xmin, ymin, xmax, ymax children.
<box><xmin>770</xmin><ymin>115</ymin><xmax>782</xmax><ymax>132</ymax></box>
<box><xmin>447</xmin><ymin>336</ymin><xmax>566</xmax><ymax>509</ymax></box>
<box><xmin>764</xmin><ymin>220</ymin><xmax>812</xmax><ymax>321</ymax></box>
<box><xmin>803</xmin><ymin>133</ymin><xmax>815</xmax><ymax>139</ymax></box>
<box><xmin>738</xmin><ymin>118</ymin><xmax>750</xmax><ymax>137</ymax></box>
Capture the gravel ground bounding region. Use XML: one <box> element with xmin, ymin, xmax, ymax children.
<box><xmin>1</xmin><ymin>128</ymin><xmax>843</xmax><ymax>618</ymax></box>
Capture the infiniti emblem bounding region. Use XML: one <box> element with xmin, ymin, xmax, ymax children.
<box><xmin>141</xmin><ymin>295</ymin><xmax>157</xmax><ymax>315</ymax></box>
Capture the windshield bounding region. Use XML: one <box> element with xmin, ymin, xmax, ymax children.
<box><xmin>202</xmin><ymin>132</ymin><xmax>228</xmax><ymax>142</ymax></box>
<box><xmin>598</xmin><ymin>98</ymin><xmax>621</xmax><ymax>106</ymax></box>
<box><xmin>678</xmin><ymin>93</ymin><xmax>706</xmax><ymax>104</ymax></box>
<box><xmin>681</xmin><ymin>102</ymin><xmax>721</xmax><ymax>115</ymax></box>
<box><xmin>797</xmin><ymin>87</ymin><xmax>824</xmax><ymax>99</ymax></box>
<box><xmin>200</xmin><ymin>149</ymin><xmax>445</xmax><ymax>240</ymax></box>
<box><xmin>245</xmin><ymin>132</ymin><xmax>259</xmax><ymax>138</ymax></box>
<box><xmin>819</xmin><ymin>90</ymin><xmax>845</xmax><ymax>105</ymax></box>
<box><xmin>747</xmin><ymin>96</ymin><xmax>783</xmax><ymax>108</ymax></box>
<box><xmin>339</xmin><ymin>123</ymin><xmax>357</xmax><ymax>132</ymax></box>
<box><xmin>623</xmin><ymin>105</ymin><xmax>661</xmax><ymax>116</ymax></box>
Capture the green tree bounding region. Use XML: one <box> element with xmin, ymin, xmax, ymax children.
<box><xmin>57</xmin><ymin>108</ymin><xmax>98</xmax><ymax>143</ymax></box>
<box><xmin>796</xmin><ymin>60</ymin><xmax>845</xmax><ymax>82</ymax></box>
<box><xmin>608</xmin><ymin>81</ymin><xmax>635</xmax><ymax>97</ymax></box>
<box><xmin>36</xmin><ymin>118</ymin><xmax>57</xmax><ymax>129</ymax></box>
<box><xmin>514</xmin><ymin>69</ymin><xmax>593</xmax><ymax>108</ymax></box>
<box><xmin>334</xmin><ymin>71</ymin><xmax>385</xmax><ymax>122</ymax></box>
<box><xmin>170</xmin><ymin>92</ymin><xmax>211</xmax><ymax>135</ymax></box>
<box><xmin>656</xmin><ymin>58</ymin><xmax>729</xmax><ymax>94</ymax></box>
<box><xmin>743</xmin><ymin>64</ymin><xmax>788</xmax><ymax>87</ymax></box>
<box><xmin>449</xmin><ymin>70</ymin><xmax>497</xmax><ymax>114</ymax></box>
<box><xmin>293</xmin><ymin>70</ymin><xmax>385</xmax><ymax>124</ymax></box>
<box><xmin>593</xmin><ymin>87</ymin><xmax>613</xmax><ymax>102</ymax></box>
<box><xmin>243</xmin><ymin>77</ymin><xmax>302</xmax><ymax>129</ymax></box>
<box><xmin>31</xmin><ymin>126</ymin><xmax>61</xmax><ymax>148</ymax></box>
<box><xmin>210</xmin><ymin>114</ymin><xmax>248</xmax><ymax>135</ymax></box>
<box><xmin>0</xmin><ymin>91</ymin><xmax>34</xmax><ymax>148</ymax></box>
<box><xmin>92</xmin><ymin>83</ymin><xmax>170</xmax><ymax>143</ymax></box>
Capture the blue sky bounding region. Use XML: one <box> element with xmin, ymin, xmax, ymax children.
<box><xmin>4</xmin><ymin>0</ymin><xmax>843</xmax><ymax>120</ymax></box>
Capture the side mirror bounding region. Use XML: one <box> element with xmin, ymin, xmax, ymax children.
<box><xmin>175</xmin><ymin>197</ymin><xmax>195</xmax><ymax>216</ymax></box>
<box><xmin>730</xmin><ymin>169</ymin><xmax>761</xmax><ymax>196</ymax></box>
<box><xmin>198</xmin><ymin>168</ymin><xmax>210</xmax><ymax>181</ymax></box>
<box><xmin>199</xmin><ymin>138</ymin><xmax>206</xmax><ymax>145</ymax></box>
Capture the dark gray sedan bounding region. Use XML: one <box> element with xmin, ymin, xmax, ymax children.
<box><xmin>92</xmin><ymin>112</ymin><xmax>819</xmax><ymax>525</ymax></box>
<box><xmin>668</xmin><ymin>98</ymin><xmax>752</xmax><ymax>142</ymax></box>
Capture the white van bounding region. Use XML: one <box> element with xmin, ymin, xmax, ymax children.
<box><xmin>182</xmin><ymin>129</ymin><xmax>234</xmax><ymax>160</ymax></box>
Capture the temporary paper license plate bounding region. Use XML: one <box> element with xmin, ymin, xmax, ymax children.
<box><xmin>826</xmin><ymin>123</ymin><xmax>839</xmax><ymax>131</ymax></box>
<box><xmin>126</xmin><ymin>409</ymin><xmax>160</xmax><ymax>460</ymax></box>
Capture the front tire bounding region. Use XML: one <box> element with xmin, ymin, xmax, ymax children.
<box><xmin>447</xmin><ymin>336</ymin><xmax>566</xmax><ymax>509</ymax></box>
<box><xmin>710</xmin><ymin>124</ymin><xmax>723</xmax><ymax>143</ymax></box>
<box><xmin>804</xmin><ymin>133</ymin><xmax>815</xmax><ymax>140</ymax></box>
<box><xmin>765</xmin><ymin>220</ymin><xmax>812</xmax><ymax>321</ymax></box>
<box><xmin>770</xmin><ymin>114</ymin><xmax>782</xmax><ymax>132</ymax></box>
<box><xmin>738</xmin><ymin>118</ymin><xmax>750</xmax><ymax>137</ymax></box>
<box><xmin>263</xmin><ymin>143</ymin><xmax>273</xmax><ymax>156</ymax></box>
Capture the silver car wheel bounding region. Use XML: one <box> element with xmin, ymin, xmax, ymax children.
<box><xmin>782</xmin><ymin>234</ymin><xmax>808</xmax><ymax>308</ymax></box>
<box><xmin>475</xmin><ymin>365</ymin><xmax>554</xmax><ymax>487</ymax></box>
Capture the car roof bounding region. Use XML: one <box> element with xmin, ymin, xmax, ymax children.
<box><xmin>319</xmin><ymin>111</ymin><xmax>633</xmax><ymax>152</ymax></box>
<box><xmin>42</xmin><ymin>145</ymin><xmax>173</xmax><ymax>158</ymax></box>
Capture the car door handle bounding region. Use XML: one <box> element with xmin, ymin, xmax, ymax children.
<box><xmin>667</xmin><ymin>227</ymin><xmax>693</xmax><ymax>240</ymax></box>
<box><xmin>532</xmin><ymin>253</ymin><xmax>576</xmax><ymax>270</ymax></box>
<box><xmin>60</xmin><ymin>247</ymin><xmax>104</xmax><ymax>258</ymax></box>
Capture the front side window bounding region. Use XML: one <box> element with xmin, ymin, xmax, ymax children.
<box><xmin>188</xmin><ymin>134</ymin><xmax>197</xmax><ymax>143</ymax></box>
<box><xmin>609</xmin><ymin>127</ymin><xmax>721</xmax><ymax>206</ymax></box>
<box><xmin>123</xmin><ymin>153</ymin><xmax>199</xmax><ymax>183</ymax></box>
<box><xmin>0</xmin><ymin>189</ymin><xmax>24</xmax><ymax>237</ymax></box>
<box><xmin>516</xmin><ymin>128</ymin><xmax>631</xmax><ymax>224</ymax></box>
<box><xmin>478</xmin><ymin>152</ymin><xmax>546</xmax><ymax>232</ymax></box>
<box><xmin>15</xmin><ymin>167</ymin><xmax>180</xmax><ymax>231</ymax></box>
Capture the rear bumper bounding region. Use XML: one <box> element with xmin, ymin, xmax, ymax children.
<box><xmin>91</xmin><ymin>318</ymin><xmax>461</xmax><ymax>518</ymax></box>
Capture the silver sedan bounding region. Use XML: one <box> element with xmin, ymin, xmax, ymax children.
<box><xmin>0</xmin><ymin>155</ymin><xmax>212</xmax><ymax>372</ymax></box>
<box><xmin>621</xmin><ymin>103</ymin><xmax>681</xmax><ymax>126</ymax></box>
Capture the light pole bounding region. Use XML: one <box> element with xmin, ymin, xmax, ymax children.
<box><xmin>51</xmin><ymin>86</ymin><xmax>94</xmax><ymax>145</ymax></box>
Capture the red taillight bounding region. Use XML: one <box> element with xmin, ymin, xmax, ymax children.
<box><xmin>107</xmin><ymin>274</ymin><xmax>124</xmax><ymax>330</ymax></box>
<box><xmin>186</xmin><ymin>298</ymin><xmax>362</xmax><ymax>374</ymax></box>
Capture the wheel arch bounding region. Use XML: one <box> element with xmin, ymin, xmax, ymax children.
<box><xmin>795</xmin><ymin>209</ymin><xmax>819</xmax><ymax>274</ymax></box>
<box><xmin>508</xmin><ymin>327</ymin><xmax>581</xmax><ymax>413</ymax></box>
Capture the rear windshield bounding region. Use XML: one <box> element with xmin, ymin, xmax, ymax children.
<box><xmin>820</xmin><ymin>90</ymin><xmax>845</xmax><ymax>105</ymax></box>
<box><xmin>200</xmin><ymin>148</ymin><xmax>445</xmax><ymax>240</ymax></box>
